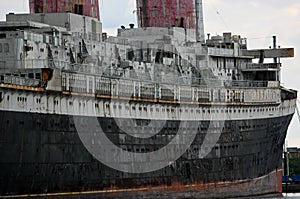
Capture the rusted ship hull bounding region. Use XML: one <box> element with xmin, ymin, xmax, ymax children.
<box><xmin>0</xmin><ymin>108</ymin><xmax>293</xmax><ymax>197</ymax></box>
<box><xmin>0</xmin><ymin>170</ymin><xmax>282</xmax><ymax>199</ymax></box>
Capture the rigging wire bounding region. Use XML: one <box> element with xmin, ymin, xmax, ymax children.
<box><xmin>205</xmin><ymin>3</ymin><xmax>272</xmax><ymax>42</ymax></box>
<box><xmin>207</xmin><ymin>1</ymin><xmax>230</xmax><ymax>30</ymax></box>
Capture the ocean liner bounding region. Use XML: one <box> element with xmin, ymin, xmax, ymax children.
<box><xmin>0</xmin><ymin>0</ymin><xmax>297</xmax><ymax>198</ymax></box>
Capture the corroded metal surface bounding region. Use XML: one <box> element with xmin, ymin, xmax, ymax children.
<box><xmin>136</xmin><ymin>0</ymin><xmax>196</xmax><ymax>29</ymax></box>
<box><xmin>0</xmin><ymin>167</ymin><xmax>283</xmax><ymax>198</ymax></box>
<box><xmin>0</xmin><ymin>0</ymin><xmax>297</xmax><ymax>198</ymax></box>
<box><xmin>29</xmin><ymin>0</ymin><xmax>100</xmax><ymax>20</ymax></box>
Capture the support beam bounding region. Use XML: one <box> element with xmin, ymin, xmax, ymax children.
<box><xmin>242</xmin><ymin>48</ymin><xmax>294</xmax><ymax>59</ymax></box>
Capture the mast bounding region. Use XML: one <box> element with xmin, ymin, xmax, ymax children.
<box><xmin>195</xmin><ymin>0</ymin><xmax>205</xmax><ymax>43</ymax></box>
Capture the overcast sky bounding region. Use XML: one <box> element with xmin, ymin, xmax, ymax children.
<box><xmin>0</xmin><ymin>0</ymin><xmax>299</xmax><ymax>147</ymax></box>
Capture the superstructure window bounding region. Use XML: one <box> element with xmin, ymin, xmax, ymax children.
<box><xmin>28</xmin><ymin>73</ymin><xmax>34</xmax><ymax>78</ymax></box>
<box><xmin>35</xmin><ymin>73</ymin><xmax>41</xmax><ymax>80</ymax></box>
<box><xmin>74</xmin><ymin>4</ymin><xmax>83</xmax><ymax>15</ymax></box>
<box><xmin>4</xmin><ymin>43</ymin><xmax>9</xmax><ymax>53</ymax></box>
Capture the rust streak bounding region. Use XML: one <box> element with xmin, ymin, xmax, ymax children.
<box><xmin>0</xmin><ymin>84</ymin><xmax>45</xmax><ymax>92</ymax></box>
<box><xmin>0</xmin><ymin>170</ymin><xmax>282</xmax><ymax>198</ymax></box>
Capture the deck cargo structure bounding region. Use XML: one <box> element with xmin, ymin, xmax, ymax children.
<box><xmin>0</xmin><ymin>0</ymin><xmax>297</xmax><ymax>198</ymax></box>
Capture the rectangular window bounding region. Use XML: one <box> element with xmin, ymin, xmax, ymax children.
<box><xmin>4</xmin><ymin>43</ymin><xmax>9</xmax><ymax>53</ymax></box>
<box><xmin>28</xmin><ymin>73</ymin><xmax>34</xmax><ymax>78</ymax></box>
<box><xmin>0</xmin><ymin>44</ymin><xmax>2</xmax><ymax>53</ymax></box>
<box><xmin>74</xmin><ymin>4</ymin><xmax>83</xmax><ymax>15</ymax></box>
<box><xmin>35</xmin><ymin>73</ymin><xmax>41</xmax><ymax>80</ymax></box>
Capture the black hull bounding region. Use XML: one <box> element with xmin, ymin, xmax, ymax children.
<box><xmin>0</xmin><ymin>110</ymin><xmax>293</xmax><ymax>197</ymax></box>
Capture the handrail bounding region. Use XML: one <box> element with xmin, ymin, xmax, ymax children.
<box><xmin>245</xmin><ymin>63</ymin><xmax>281</xmax><ymax>69</ymax></box>
<box><xmin>0</xmin><ymin>58</ymin><xmax>280</xmax><ymax>89</ymax></box>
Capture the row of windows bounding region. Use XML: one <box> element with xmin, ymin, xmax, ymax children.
<box><xmin>239</xmin><ymin>124</ymin><xmax>267</xmax><ymax>130</ymax></box>
<box><xmin>17</xmin><ymin>96</ymin><xmax>27</xmax><ymax>102</ymax></box>
<box><xmin>0</xmin><ymin>43</ymin><xmax>9</xmax><ymax>53</ymax></box>
<box><xmin>214</xmin><ymin>145</ymin><xmax>239</xmax><ymax>150</ymax></box>
<box><xmin>100</xmin><ymin>103</ymin><xmax>281</xmax><ymax>114</ymax></box>
<box><xmin>0</xmin><ymin>94</ymin><xmax>290</xmax><ymax>114</ymax></box>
